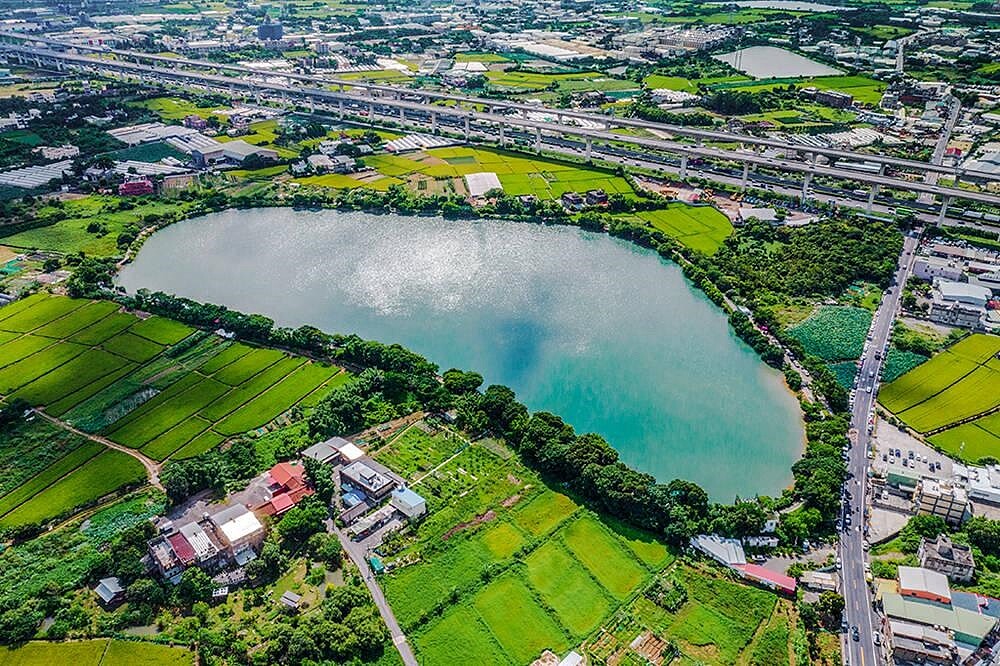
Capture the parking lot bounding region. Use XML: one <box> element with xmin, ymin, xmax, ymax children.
<box><xmin>870</xmin><ymin>419</ymin><xmax>953</xmax><ymax>481</ymax></box>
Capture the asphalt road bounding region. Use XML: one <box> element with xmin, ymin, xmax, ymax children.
<box><xmin>332</xmin><ymin>524</ymin><xmax>418</xmax><ymax>666</ymax></box>
<box><xmin>839</xmin><ymin>229</ymin><xmax>921</xmax><ymax>666</ymax></box>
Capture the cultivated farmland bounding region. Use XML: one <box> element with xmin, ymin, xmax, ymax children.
<box><xmin>880</xmin><ymin>334</ymin><xmax>1000</xmax><ymax>437</ymax></box>
<box><xmin>789</xmin><ymin>306</ymin><xmax>872</xmax><ymax>362</ymax></box>
<box><xmin>629</xmin><ymin>204</ymin><xmax>734</xmax><ymax>255</ymax></box>
<box><xmin>0</xmin><ymin>294</ymin><xmax>347</xmax><ymax>525</ymax></box>
<box><xmin>0</xmin><ymin>639</ymin><xmax>193</xmax><ymax>666</ymax></box>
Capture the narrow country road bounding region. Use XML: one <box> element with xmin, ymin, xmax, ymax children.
<box><xmin>332</xmin><ymin>524</ymin><xmax>418</xmax><ymax>666</ymax></box>
<box><xmin>34</xmin><ymin>409</ymin><xmax>164</xmax><ymax>491</ymax></box>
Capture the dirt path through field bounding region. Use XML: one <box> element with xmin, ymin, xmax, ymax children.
<box><xmin>34</xmin><ymin>410</ymin><xmax>164</xmax><ymax>491</ymax></box>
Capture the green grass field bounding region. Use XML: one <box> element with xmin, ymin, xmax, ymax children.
<box><xmin>560</xmin><ymin>515</ymin><xmax>647</xmax><ymax>599</ymax></box>
<box><xmin>414</xmin><ymin>605</ymin><xmax>511</xmax><ymax>666</ymax></box>
<box><xmin>630</xmin><ymin>204</ymin><xmax>734</xmax><ymax>255</ymax></box>
<box><xmin>513</xmin><ymin>491</ymin><xmax>579</xmax><ymax>536</ymax></box>
<box><xmin>928</xmin><ymin>411</ymin><xmax>1000</xmax><ymax>463</ymax></box>
<box><xmin>880</xmin><ymin>334</ymin><xmax>1000</xmax><ymax>434</ymax></box>
<box><xmin>354</xmin><ymin>146</ymin><xmax>638</xmax><ymax>201</ymax></box>
<box><xmin>472</xmin><ymin>575</ymin><xmax>569</xmax><ymax>664</ymax></box>
<box><xmin>0</xmin><ymin>450</ymin><xmax>146</xmax><ymax>527</ymax></box>
<box><xmin>525</xmin><ymin>540</ymin><xmax>614</xmax><ymax>637</ymax></box>
<box><xmin>0</xmin><ymin>196</ymin><xmax>194</xmax><ymax>257</ymax></box>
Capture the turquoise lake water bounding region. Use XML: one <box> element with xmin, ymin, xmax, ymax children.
<box><xmin>117</xmin><ymin>208</ymin><xmax>804</xmax><ymax>500</ymax></box>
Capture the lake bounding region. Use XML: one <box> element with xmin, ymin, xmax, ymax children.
<box><xmin>714</xmin><ymin>46</ymin><xmax>842</xmax><ymax>79</ymax></box>
<box><xmin>117</xmin><ymin>208</ymin><xmax>804</xmax><ymax>501</ymax></box>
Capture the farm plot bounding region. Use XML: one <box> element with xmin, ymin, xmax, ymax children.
<box><xmin>140</xmin><ymin>417</ymin><xmax>214</xmax><ymax>460</ymax></box>
<box><xmin>414</xmin><ymin>605</ymin><xmax>511</xmax><ymax>666</ymax></box>
<box><xmin>101</xmin><ymin>331</ymin><xmax>167</xmax><ymax>363</ymax></box>
<box><xmin>382</xmin><ymin>535</ymin><xmax>494</xmax><ymax>628</ymax></box>
<box><xmin>70</xmin><ymin>312</ymin><xmax>138</xmax><ymax>345</ymax></box>
<box><xmin>632</xmin><ymin>204</ymin><xmax>734</xmax><ymax>255</ymax></box>
<box><xmin>472</xmin><ymin>574</ymin><xmax>569</xmax><ymax>664</ymax></box>
<box><xmin>560</xmin><ymin>515</ymin><xmax>647</xmax><ymax>599</ymax></box>
<box><xmin>0</xmin><ymin>450</ymin><xmax>146</xmax><ymax>527</ymax></box>
<box><xmin>512</xmin><ymin>491</ymin><xmax>579</xmax><ymax>536</ymax></box>
<box><xmin>0</xmin><ymin>441</ymin><xmax>105</xmax><ymax>518</ymax></box>
<box><xmin>0</xmin><ymin>640</ymin><xmax>193</xmax><ymax>666</ymax></box>
<box><xmin>879</xmin><ymin>349</ymin><xmax>978</xmax><ymax>413</ymax></box>
<box><xmin>480</xmin><ymin>522</ymin><xmax>528</xmax><ymax>560</ymax></box>
<box><xmin>213</xmin><ymin>362</ymin><xmax>338</xmax><ymax>435</ymax></box>
<box><xmin>0</xmin><ymin>420</ymin><xmax>91</xmax><ymax>497</ymax></box>
<box><xmin>0</xmin><ymin>334</ymin><xmax>56</xmax><ymax>368</ymax></box>
<box><xmin>660</xmin><ymin>566</ymin><xmax>777</xmax><ymax>663</ymax></box>
<box><xmin>197</xmin><ymin>341</ymin><xmax>253</xmax><ymax>373</ymax></box>
<box><xmin>898</xmin><ymin>363</ymin><xmax>1000</xmax><ymax>432</ymax></box>
<box><xmin>0</xmin><ymin>340</ymin><xmax>88</xmax><ymax>393</ymax></box>
<box><xmin>128</xmin><ymin>315</ymin><xmax>193</xmax><ymax>345</ymax></box>
<box><xmin>373</xmin><ymin>424</ymin><xmax>465</xmax><ymax>481</ymax></box>
<box><xmin>31</xmin><ymin>300</ymin><xmax>120</xmax><ymax>338</ymax></box>
<box><xmin>929</xmin><ymin>415</ymin><xmax>1000</xmax><ymax>463</ymax></box>
<box><xmin>788</xmin><ymin>306</ymin><xmax>872</xmax><ymax>361</ymax></box>
<box><xmin>11</xmin><ymin>349</ymin><xmax>132</xmax><ymax>406</ymax></box>
<box><xmin>946</xmin><ymin>333</ymin><xmax>1000</xmax><ymax>364</ymax></box>
<box><xmin>105</xmin><ymin>377</ymin><xmax>230</xmax><ymax>449</ymax></box>
<box><xmin>212</xmin><ymin>347</ymin><xmax>285</xmax><ymax>385</ymax></box>
<box><xmin>172</xmin><ymin>430</ymin><xmax>226</xmax><ymax>459</ymax></box>
<box><xmin>525</xmin><ymin>540</ymin><xmax>614</xmax><ymax>637</ymax></box>
<box><xmin>0</xmin><ymin>294</ymin><xmax>87</xmax><ymax>333</ymax></box>
<box><xmin>200</xmin><ymin>356</ymin><xmax>305</xmax><ymax>421</ymax></box>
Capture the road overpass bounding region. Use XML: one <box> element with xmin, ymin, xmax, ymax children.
<box><xmin>3</xmin><ymin>39</ymin><xmax>1000</xmax><ymax>215</ymax></box>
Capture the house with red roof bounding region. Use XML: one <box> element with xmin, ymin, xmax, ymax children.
<box><xmin>257</xmin><ymin>461</ymin><xmax>314</xmax><ymax>516</ymax></box>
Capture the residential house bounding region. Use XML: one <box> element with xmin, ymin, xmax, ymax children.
<box><xmin>94</xmin><ymin>576</ymin><xmax>125</xmax><ymax>608</ymax></box>
<box><xmin>919</xmin><ymin>534</ymin><xmax>975</xmax><ymax>582</ymax></box>
<box><xmin>390</xmin><ymin>487</ymin><xmax>427</xmax><ymax>520</ymax></box>
<box><xmin>340</xmin><ymin>460</ymin><xmax>397</xmax><ymax>501</ymax></box>
<box><xmin>209</xmin><ymin>504</ymin><xmax>266</xmax><ymax>566</ymax></box>
<box><xmin>257</xmin><ymin>461</ymin><xmax>314</xmax><ymax>516</ymax></box>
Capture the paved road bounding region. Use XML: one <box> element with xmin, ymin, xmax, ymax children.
<box><xmin>34</xmin><ymin>409</ymin><xmax>164</xmax><ymax>490</ymax></box>
<box><xmin>840</xmin><ymin>229</ymin><xmax>921</xmax><ymax>666</ymax></box>
<box><xmin>333</xmin><ymin>525</ymin><xmax>418</xmax><ymax>666</ymax></box>
<box><xmin>918</xmin><ymin>99</ymin><xmax>961</xmax><ymax>206</ymax></box>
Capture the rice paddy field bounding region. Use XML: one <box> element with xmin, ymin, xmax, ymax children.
<box><xmin>626</xmin><ymin>204</ymin><xmax>734</xmax><ymax>255</ymax></box>
<box><xmin>880</xmin><ymin>334</ymin><xmax>1000</xmax><ymax>455</ymax></box>
<box><xmin>0</xmin><ymin>639</ymin><xmax>193</xmax><ymax>665</ymax></box>
<box><xmin>0</xmin><ymin>293</ymin><xmax>347</xmax><ymax>525</ymax></box>
<box><xmin>484</xmin><ymin>70</ymin><xmax>639</xmax><ymax>94</ymax></box>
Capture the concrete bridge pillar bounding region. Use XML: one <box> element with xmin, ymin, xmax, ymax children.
<box><xmin>309</xmin><ymin>98</ymin><xmax>315</xmax><ymax>113</ymax></box>
<box><xmin>741</xmin><ymin>162</ymin><xmax>749</xmax><ymax>190</ymax></box>
<box><xmin>938</xmin><ymin>196</ymin><xmax>952</xmax><ymax>224</ymax></box>
<box><xmin>399</xmin><ymin>106</ymin><xmax>405</xmax><ymax>121</ymax></box>
<box><xmin>801</xmin><ymin>172</ymin><xmax>813</xmax><ymax>199</ymax></box>
<box><xmin>338</xmin><ymin>99</ymin><xmax>345</xmax><ymax>119</ymax></box>
<box><xmin>368</xmin><ymin>101</ymin><xmax>374</xmax><ymax>122</ymax></box>
<box><xmin>464</xmin><ymin>115</ymin><xmax>470</xmax><ymax>139</ymax></box>
<box><xmin>431</xmin><ymin>112</ymin><xmax>437</xmax><ymax>133</ymax></box>
<box><xmin>534</xmin><ymin>127</ymin><xmax>541</xmax><ymax>152</ymax></box>
<box><xmin>680</xmin><ymin>154</ymin><xmax>689</xmax><ymax>179</ymax></box>
<box><xmin>585</xmin><ymin>137</ymin><xmax>592</xmax><ymax>161</ymax></box>
<box><xmin>867</xmin><ymin>184</ymin><xmax>880</xmax><ymax>212</ymax></box>
<box><xmin>499</xmin><ymin>124</ymin><xmax>505</xmax><ymax>146</ymax></box>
